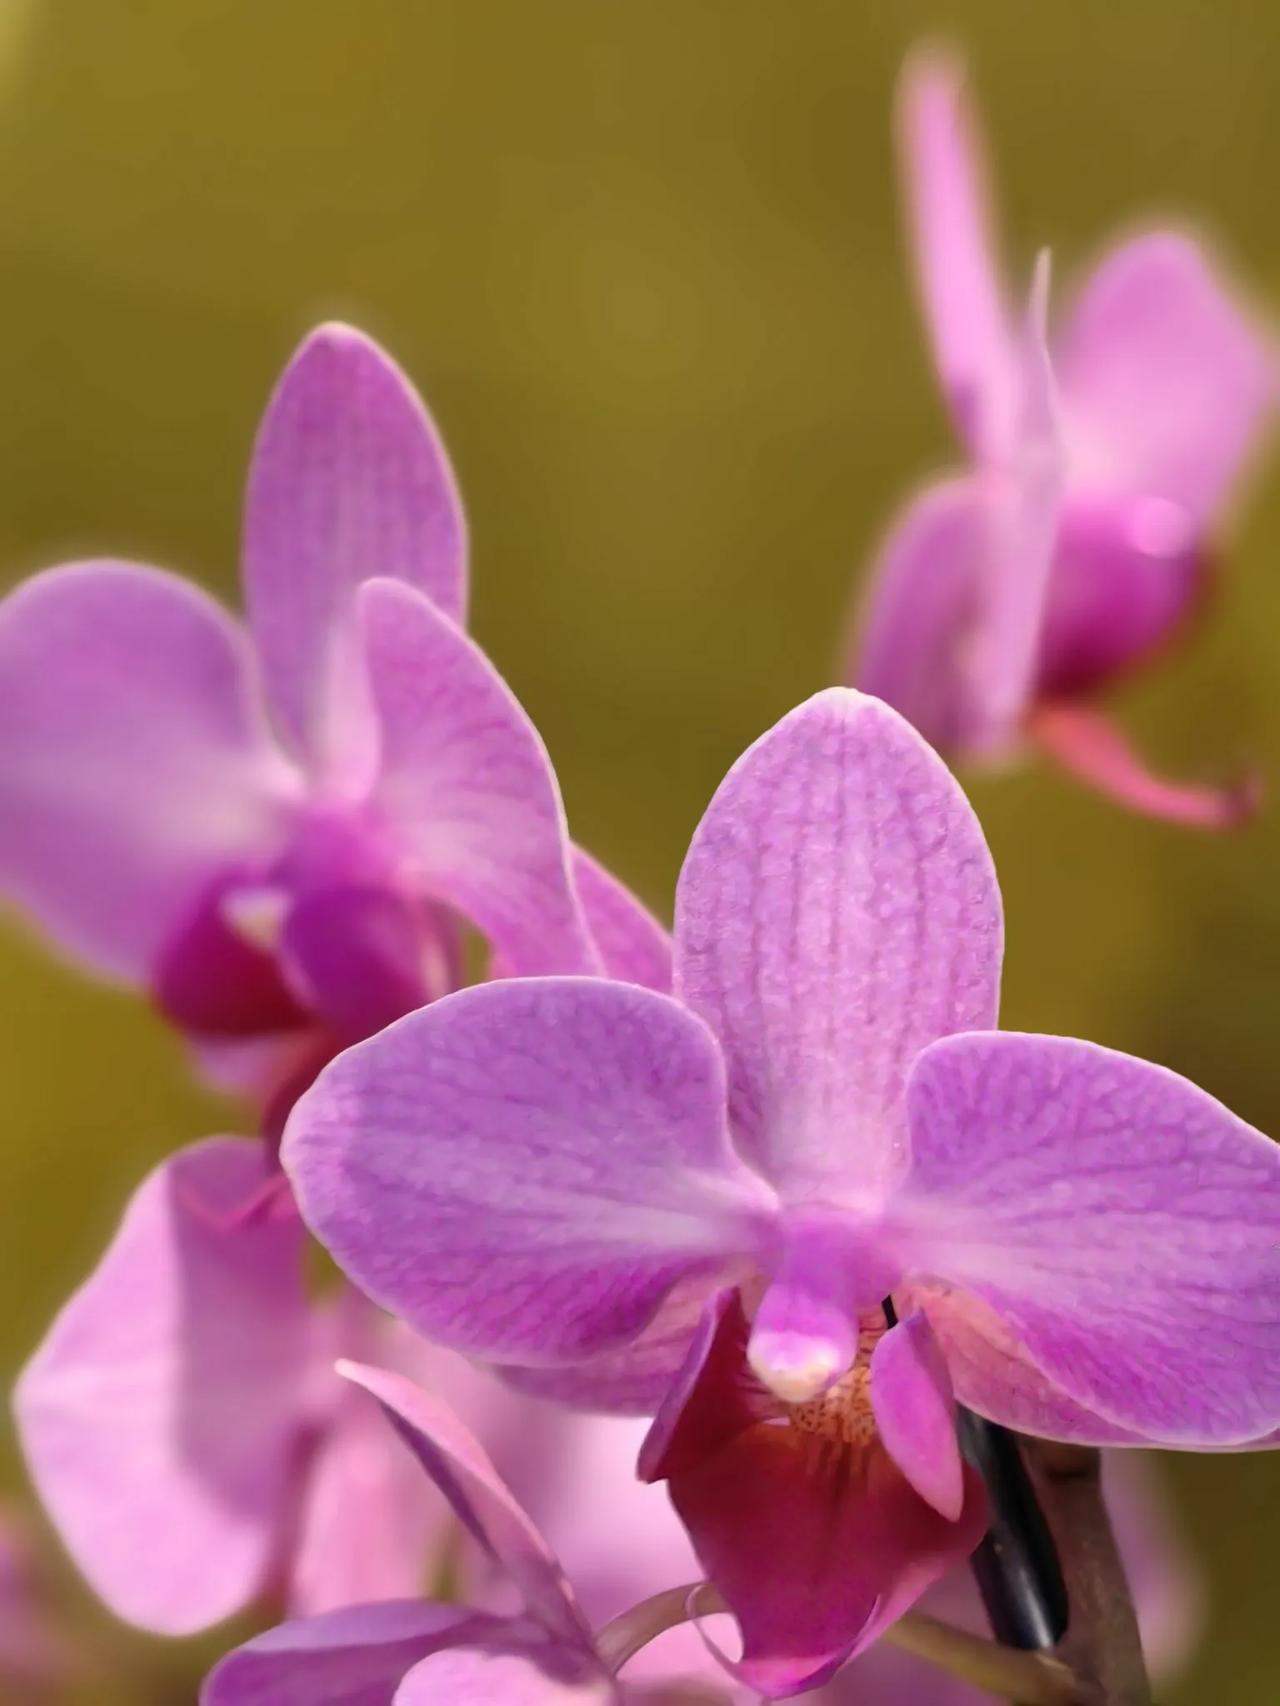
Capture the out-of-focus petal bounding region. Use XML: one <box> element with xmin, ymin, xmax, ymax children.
<box><xmin>1102</xmin><ymin>1454</ymin><xmax>1205</xmax><ymax>1681</ymax></box>
<box><xmin>1030</xmin><ymin>701</ymin><xmax>1257</xmax><ymax>829</ymax></box>
<box><xmin>643</xmin><ymin>1295</ymin><xmax>984</xmax><ymax>1698</ymax></box>
<box><xmin>243</xmin><ymin>324</ymin><xmax>468</xmax><ymax>784</ymax></box>
<box><xmin>14</xmin><ymin>1140</ymin><xmax>313</xmax><ymax>1634</ymax></box>
<box><xmin>201</xmin><ymin>1600</ymin><xmax>491</xmax><ymax>1706</ymax></box>
<box><xmin>897</xmin><ymin>47</ymin><xmax>1016</xmax><ymax>457</ymax></box>
<box><xmin>360</xmin><ymin>578</ymin><xmax>599</xmax><ymax>975</ymax></box>
<box><xmin>1056</xmin><ymin>233</ymin><xmax>1278</xmax><ymax>526</ymax></box>
<box><xmin>901</xmin><ymin>1031</ymin><xmax>1280</xmax><ymax>1443</ymax></box>
<box><xmin>0</xmin><ymin>561</ymin><xmax>291</xmax><ymax>982</ymax></box>
<box><xmin>338</xmin><ymin>1362</ymin><xmax>591</xmax><ymax>1652</ymax></box>
<box><xmin>571</xmin><ymin>846</ymin><xmax>674</xmax><ymax>993</ymax></box>
<box><xmin>850</xmin><ymin>478</ymin><xmax>991</xmax><ymax>754</ymax></box>
<box><xmin>395</xmin><ymin>1643</ymin><xmax>617</xmax><ymax>1705</ymax></box>
<box><xmin>284</xmin><ymin>979</ymin><xmax>771</xmax><ymax>1368</ymax></box>
<box><xmin>279</xmin><ymin>885</ymin><xmax>432</xmax><ymax>1042</ymax></box>
<box><xmin>675</xmin><ymin>690</ymin><xmax>1002</xmax><ymax>1199</ymax></box>
<box><xmin>288</xmin><ymin>1368</ymin><xmax>444</xmax><ymax>1617</ymax></box>
<box><xmin>870</xmin><ymin>1312</ymin><xmax>964</xmax><ymax>1520</ymax></box>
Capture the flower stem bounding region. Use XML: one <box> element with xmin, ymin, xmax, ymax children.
<box><xmin>1023</xmin><ymin>1441</ymin><xmax>1152</xmax><ymax>1706</ymax></box>
<box><xmin>958</xmin><ymin>1409</ymin><xmax>1069</xmax><ymax>1649</ymax></box>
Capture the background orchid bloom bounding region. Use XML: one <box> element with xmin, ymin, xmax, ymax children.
<box><xmin>852</xmin><ymin>48</ymin><xmax>1278</xmax><ymax>826</ymax></box>
<box><xmin>285</xmin><ymin>688</ymin><xmax>1280</xmax><ymax>1696</ymax></box>
<box><xmin>0</xmin><ymin>322</ymin><xmax>668</xmax><ymax>1133</ymax></box>
<box><xmin>202</xmin><ymin>1363</ymin><xmax>736</xmax><ymax>1706</ymax></box>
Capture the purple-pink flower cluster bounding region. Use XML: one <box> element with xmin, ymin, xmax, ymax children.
<box><xmin>1</xmin><ymin>43</ymin><xmax>1274</xmax><ymax>1706</ymax></box>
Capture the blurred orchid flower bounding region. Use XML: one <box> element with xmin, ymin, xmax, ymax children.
<box><xmin>285</xmin><ymin>688</ymin><xmax>1280</xmax><ymax>1695</ymax></box>
<box><xmin>201</xmin><ymin>1362</ymin><xmax>735</xmax><ymax>1705</ymax></box>
<box><xmin>853</xmin><ymin>49</ymin><xmax>1278</xmax><ymax>825</ymax></box>
<box><xmin>0</xmin><ymin>324</ymin><xmax>668</xmax><ymax>1131</ymax></box>
<box><xmin>0</xmin><ymin>1508</ymin><xmax>77</xmax><ymax>1698</ymax></box>
<box><xmin>13</xmin><ymin>1137</ymin><xmax>734</xmax><ymax>1666</ymax></box>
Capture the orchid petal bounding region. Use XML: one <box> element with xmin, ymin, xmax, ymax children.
<box><xmin>897</xmin><ymin>47</ymin><xmax>1016</xmax><ymax>457</ymax></box>
<box><xmin>279</xmin><ymin>885</ymin><xmax>434</xmax><ymax>1043</ymax></box>
<box><xmin>395</xmin><ymin>1644</ymin><xmax>616</xmax><ymax>1705</ymax></box>
<box><xmin>870</xmin><ymin>1312</ymin><xmax>964</xmax><ymax>1521</ymax></box>
<box><xmin>1030</xmin><ymin>701</ymin><xmax>1257</xmax><ymax>829</ymax></box>
<box><xmin>674</xmin><ymin>689</ymin><xmax>1002</xmax><ymax>1199</ymax></box>
<box><xmin>201</xmin><ymin>1601</ymin><xmax>493</xmax><ymax>1706</ymax></box>
<box><xmin>284</xmin><ymin>977</ymin><xmax>770</xmax><ymax>1369</ymax></box>
<box><xmin>1056</xmin><ymin>233</ymin><xmax>1278</xmax><ymax>526</ymax></box>
<box><xmin>0</xmin><ymin>561</ymin><xmax>290</xmax><ymax>982</ymax></box>
<box><xmin>360</xmin><ymin>578</ymin><xmax>599</xmax><ymax>975</ymax></box>
<box><xmin>243</xmin><ymin>324</ymin><xmax>467</xmax><ymax>782</ymax></box>
<box><xmin>645</xmin><ymin>1294</ymin><xmax>985</xmax><ymax>1697</ymax></box>
<box><xmin>14</xmin><ymin>1140</ymin><xmax>312</xmax><ymax>1634</ymax></box>
<box><xmin>571</xmin><ymin>846</ymin><xmax>673</xmax><ymax>993</ymax></box>
<box><xmin>288</xmin><ymin>1366</ymin><xmax>445</xmax><ymax>1617</ymax></box>
<box><xmin>851</xmin><ymin>478</ymin><xmax>991</xmax><ymax>754</ymax></box>
<box><xmin>902</xmin><ymin>1031</ymin><xmax>1280</xmax><ymax>1443</ymax></box>
<box><xmin>337</xmin><ymin>1362</ymin><xmax>590</xmax><ymax>1651</ymax></box>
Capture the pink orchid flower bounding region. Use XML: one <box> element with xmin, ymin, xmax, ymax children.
<box><xmin>853</xmin><ymin>49</ymin><xmax>1278</xmax><ymax>826</ymax></box>
<box><xmin>283</xmin><ymin>688</ymin><xmax>1280</xmax><ymax>1696</ymax></box>
<box><xmin>201</xmin><ymin>1363</ymin><xmax>736</xmax><ymax>1706</ymax></box>
<box><xmin>14</xmin><ymin>1136</ymin><xmax>737</xmax><ymax>1664</ymax></box>
<box><xmin>0</xmin><ymin>324</ymin><xmax>668</xmax><ymax>1132</ymax></box>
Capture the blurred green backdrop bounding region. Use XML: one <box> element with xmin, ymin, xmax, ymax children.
<box><xmin>1</xmin><ymin>1</ymin><xmax>1278</xmax><ymax>1700</ymax></box>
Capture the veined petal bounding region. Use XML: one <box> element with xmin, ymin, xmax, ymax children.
<box><xmin>1056</xmin><ymin>233</ymin><xmax>1278</xmax><ymax>527</ymax></box>
<box><xmin>571</xmin><ymin>847</ymin><xmax>673</xmax><ymax>993</ymax></box>
<box><xmin>897</xmin><ymin>47</ymin><xmax>1017</xmax><ymax>458</ymax></box>
<box><xmin>243</xmin><ymin>324</ymin><xmax>468</xmax><ymax>783</ymax></box>
<box><xmin>13</xmin><ymin>1140</ymin><xmax>313</xmax><ymax>1634</ymax></box>
<box><xmin>901</xmin><ymin>1031</ymin><xmax>1280</xmax><ymax>1444</ymax></box>
<box><xmin>337</xmin><ymin>1362</ymin><xmax>590</xmax><ymax>1652</ymax></box>
<box><xmin>674</xmin><ymin>690</ymin><xmax>1002</xmax><ymax>1199</ymax></box>
<box><xmin>284</xmin><ymin>978</ymin><xmax>772</xmax><ymax>1368</ymax></box>
<box><xmin>201</xmin><ymin>1600</ymin><xmax>495</xmax><ymax>1706</ymax></box>
<box><xmin>0</xmin><ymin>561</ymin><xmax>291</xmax><ymax>982</ymax></box>
<box><xmin>361</xmin><ymin>578</ymin><xmax>599</xmax><ymax>976</ymax></box>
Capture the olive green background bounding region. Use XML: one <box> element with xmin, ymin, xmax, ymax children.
<box><xmin>1</xmin><ymin>1</ymin><xmax>1278</xmax><ymax>1700</ymax></box>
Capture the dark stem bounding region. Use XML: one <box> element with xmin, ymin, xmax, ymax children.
<box><xmin>958</xmin><ymin>1411</ymin><xmax>1069</xmax><ymax>1650</ymax></box>
<box><xmin>1023</xmin><ymin>1442</ymin><xmax>1152</xmax><ymax>1706</ymax></box>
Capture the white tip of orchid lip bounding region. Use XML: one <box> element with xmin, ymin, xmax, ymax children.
<box><xmin>747</xmin><ymin>1332</ymin><xmax>844</xmax><ymax>1405</ymax></box>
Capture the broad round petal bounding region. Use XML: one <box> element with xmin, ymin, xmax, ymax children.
<box><xmin>0</xmin><ymin>561</ymin><xmax>291</xmax><ymax>981</ymax></box>
<box><xmin>202</xmin><ymin>1601</ymin><xmax>493</xmax><ymax>1706</ymax></box>
<box><xmin>243</xmin><ymin>324</ymin><xmax>468</xmax><ymax>781</ymax></box>
<box><xmin>284</xmin><ymin>978</ymin><xmax>772</xmax><ymax>1368</ymax></box>
<box><xmin>360</xmin><ymin>578</ymin><xmax>599</xmax><ymax>976</ymax></box>
<box><xmin>13</xmin><ymin>1139</ymin><xmax>313</xmax><ymax>1634</ymax></box>
<box><xmin>674</xmin><ymin>690</ymin><xmax>1002</xmax><ymax>1199</ymax></box>
<box><xmin>902</xmin><ymin>1031</ymin><xmax>1280</xmax><ymax>1443</ymax></box>
<box><xmin>897</xmin><ymin>48</ymin><xmax>1016</xmax><ymax>458</ymax></box>
<box><xmin>1056</xmin><ymin>233</ymin><xmax>1278</xmax><ymax>526</ymax></box>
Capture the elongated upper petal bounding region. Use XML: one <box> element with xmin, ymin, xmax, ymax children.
<box><xmin>901</xmin><ymin>1031</ymin><xmax>1280</xmax><ymax>1443</ymax></box>
<box><xmin>361</xmin><ymin>578</ymin><xmax>599</xmax><ymax>976</ymax></box>
<box><xmin>675</xmin><ymin>690</ymin><xmax>1002</xmax><ymax>1199</ymax></box>
<box><xmin>13</xmin><ymin>1139</ymin><xmax>313</xmax><ymax>1634</ymax></box>
<box><xmin>243</xmin><ymin>324</ymin><xmax>467</xmax><ymax>782</ymax></box>
<box><xmin>0</xmin><ymin>561</ymin><xmax>291</xmax><ymax>981</ymax></box>
<box><xmin>898</xmin><ymin>48</ymin><xmax>1016</xmax><ymax>457</ymax></box>
<box><xmin>1056</xmin><ymin>233</ymin><xmax>1277</xmax><ymax>526</ymax></box>
<box><xmin>284</xmin><ymin>978</ymin><xmax>772</xmax><ymax>1368</ymax></box>
<box><xmin>201</xmin><ymin>1600</ymin><xmax>494</xmax><ymax>1706</ymax></box>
